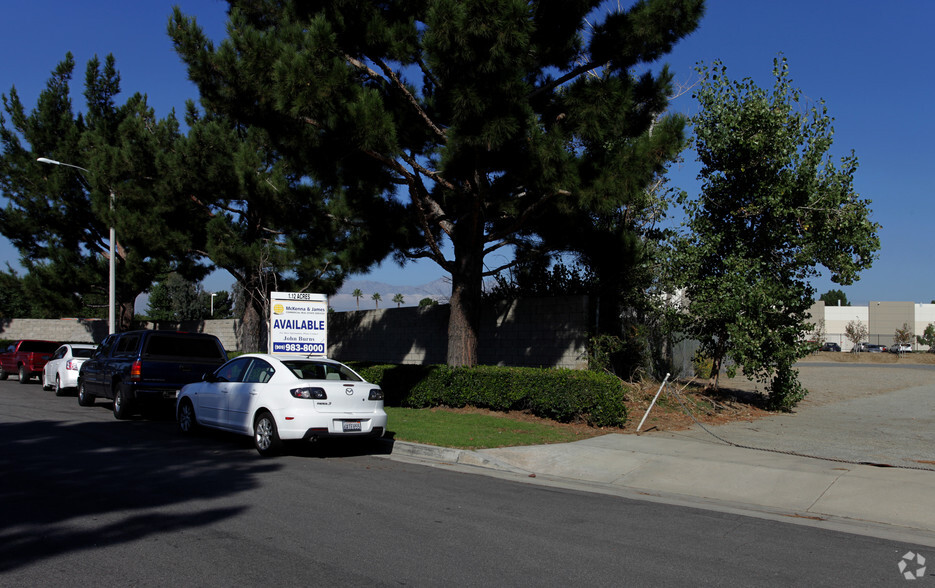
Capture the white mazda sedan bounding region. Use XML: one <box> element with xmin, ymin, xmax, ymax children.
<box><xmin>176</xmin><ymin>354</ymin><xmax>387</xmax><ymax>456</ymax></box>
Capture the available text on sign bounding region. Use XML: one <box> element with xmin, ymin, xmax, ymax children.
<box><xmin>268</xmin><ymin>292</ymin><xmax>328</xmax><ymax>357</ymax></box>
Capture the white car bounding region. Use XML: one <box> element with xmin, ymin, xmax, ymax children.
<box><xmin>42</xmin><ymin>343</ymin><xmax>98</xmax><ymax>396</ymax></box>
<box><xmin>176</xmin><ymin>354</ymin><xmax>387</xmax><ymax>456</ymax></box>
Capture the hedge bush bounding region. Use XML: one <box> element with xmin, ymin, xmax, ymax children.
<box><xmin>349</xmin><ymin>363</ymin><xmax>628</xmax><ymax>428</ymax></box>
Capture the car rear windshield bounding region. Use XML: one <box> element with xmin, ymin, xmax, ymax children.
<box><xmin>19</xmin><ymin>341</ymin><xmax>59</xmax><ymax>353</ymax></box>
<box><xmin>72</xmin><ymin>348</ymin><xmax>95</xmax><ymax>358</ymax></box>
<box><xmin>142</xmin><ymin>334</ymin><xmax>225</xmax><ymax>360</ymax></box>
<box><xmin>281</xmin><ymin>360</ymin><xmax>362</xmax><ymax>382</ymax></box>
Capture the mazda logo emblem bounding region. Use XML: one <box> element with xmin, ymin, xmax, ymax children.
<box><xmin>345</xmin><ymin>388</ymin><xmax>353</xmax><ymax>396</ymax></box>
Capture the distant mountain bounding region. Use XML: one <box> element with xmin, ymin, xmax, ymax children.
<box><xmin>331</xmin><ymin>277</ymin><xmax>450</xmax><ymax>311</ymax></box>
<box><xmin>135</xmin><ymin>277</ymin><xmax>451</xmax><ymax>314</ymax></box>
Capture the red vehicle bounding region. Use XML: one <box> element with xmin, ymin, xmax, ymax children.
<box><xmin>0</xmin><ymin>339</ymin><xmax>60</xmax><ymax>384</ymax></box>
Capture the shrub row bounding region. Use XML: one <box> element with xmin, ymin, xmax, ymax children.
<box><xmin>350</xmin><ymin>363</ymin><xmax>628</xmax><ymax>428</ymax></box>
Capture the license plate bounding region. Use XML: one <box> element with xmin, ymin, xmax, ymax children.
<box><xmin>342</xmin><ymin>420</ymin><xmax>362</xmax><ymax>432</ymax></box>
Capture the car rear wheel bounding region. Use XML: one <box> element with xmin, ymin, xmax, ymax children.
<box><xmin>78</xmin><ymin>382</ymin><xmax>95</xmax><ymax>407</ymax></box>
<box><xmin>18</xmin><ymin>365</ymin><xmax>29</xmax><ymax>384</ymax></box>
<box><xmin>178</xmin><ymin>399</ymin><xmax>198</xmax><ymax>434</ymax></box>
<box><xmin>54</xmin><ymin>375</ymin><xmax>66</xmax><ymax>396</ymax></box>
<box><xmin>0</xmin><ymin>369</ymin><xmax>7</xmax><ymax>380</ymax></box>
<box><xmin>113</xmin><ymin>386</ymin><xmax>131</xmax><ymax>420</ymax></box>
<box><xmin>254</xmin><ymin>410</ymin><xmax>282</xmax><ymax>457</ymax></box>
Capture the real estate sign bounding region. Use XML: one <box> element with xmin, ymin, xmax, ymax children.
<box><xmin>269</xmin><ymin>292</ymin><xmax>328</xmax><ymax>357</ymax></box>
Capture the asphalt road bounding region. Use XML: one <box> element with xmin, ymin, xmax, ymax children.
<box><xmin>0</xmin><ymin>379</ymin><xmax>927</xmax><ymax>586</ymax></box>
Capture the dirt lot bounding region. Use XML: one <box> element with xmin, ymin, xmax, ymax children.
<box><xmin>628</xmin><ymin>351</ymin><xmax>935</xmax><ymax>431</ymax></box>
<box><xmin>641</xmin><ymin>354</ymin><xmax>935</xmax><ymax>470</ymax></box>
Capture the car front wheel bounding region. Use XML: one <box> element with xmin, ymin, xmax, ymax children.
<box><xmin>18</xmin><ymin>365</ymin><xmax>29</xmax><ymax>384</ymax></box>
<box><xmin>254</xmin><ymin>411</ymin><xmax>282</xmax><ymax>457</ymax></box>
<box><xmin>78</xmin><ymin>382</ymin><xmax>95</xmax><ymax>407</ymax></box>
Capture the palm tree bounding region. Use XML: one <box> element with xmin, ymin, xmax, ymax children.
<box><xmin>352</xmin><ymin>288</ymin><xmax>362</xmax><ymax>310</ymax></box>
<box><xmin>371</xmin><ymin>292</ymin><xmax>382</xmax><ymax>309</ymax></box>
<box><xmin>392</xmin><ymin>293</ymin><xmax>404</xmax><ymax>308</ymax></box>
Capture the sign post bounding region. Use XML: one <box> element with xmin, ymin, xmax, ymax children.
<box><xmin>269</xmin><ymin>292</ymin><xmax>328</xmax><ymax>357</ymax></box>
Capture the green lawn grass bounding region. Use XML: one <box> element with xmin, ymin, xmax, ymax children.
<box><xmin>384</xmin><ymin>406</ymin><xmax>603</xmax><ymax>449</ymax></box>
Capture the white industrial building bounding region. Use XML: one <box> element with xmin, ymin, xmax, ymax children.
<box><xmin>809</xmin><ymin>300</ymin><xmax>935</xmax><ymax>352</ymax></box>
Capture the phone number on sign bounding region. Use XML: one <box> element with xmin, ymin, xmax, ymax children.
<box><xmin>273</xmin><ymin>342</ymin><xmax>325</xmax><ymax>354</ymax></box>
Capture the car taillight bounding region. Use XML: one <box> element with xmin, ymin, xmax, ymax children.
<box><xmin>290</xmin><ymin>387</ymin><xmax>327</xmax><ymax>399</ymax></box>
<box><xmin>368</xmin><ymin>389</ymin><xmax>384</xmax><ymax>400</ymax></box>
<box><xmin>130</xmin><ymin>360</ymin><xmax>142</xmax><ymax>382</ymax></box>
<box><xmin>66</xmin><ymin>360</ymin><xmax>76</xmax><ymax>371</ymax></box>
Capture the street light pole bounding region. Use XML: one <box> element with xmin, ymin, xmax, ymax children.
<box><xmin>37</xmin><ymin>157</ymin><xmax>117</xmax><ymax>334</ymax></box>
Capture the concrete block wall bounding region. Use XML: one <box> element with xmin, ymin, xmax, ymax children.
<box><xmin>328</xmin><ymin>295</ymin><xmax>590</xmax><ymax>369</ymax></box>
<box><xmin>0</xmin><ymin>318</ymin><xmax>242</xmax><ymax>353</ymax></box>
<box><xmin>0</xmin><ymin>318</ymin><xmax>108</xmax><ymax>343</ymax></box>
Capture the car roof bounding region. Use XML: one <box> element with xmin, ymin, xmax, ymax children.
<box><xmin>233</xmin><ymin>353</ymin><xmax>341</xmax><ymax>364</ymax></box>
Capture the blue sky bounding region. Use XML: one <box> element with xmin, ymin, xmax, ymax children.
<box><xmin>2</xmin><ymin>1</ymin><xmax>932</xmax><ymax>304</ymax></box>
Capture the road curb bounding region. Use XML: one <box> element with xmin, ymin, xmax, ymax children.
<box><xmin>387</xmin><ymin>440</ymin><xmax>533</xmax><ymax>475</ymax></box>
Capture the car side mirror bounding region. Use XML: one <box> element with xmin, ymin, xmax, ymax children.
<box><xmin>203</xmin><ymin>372</ymin><xmax>219</xmax><ymax>383</ymax></box>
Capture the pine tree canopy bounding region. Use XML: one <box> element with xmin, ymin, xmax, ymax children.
<box><xmin>0</xmin><ymin>54</ymin><xmax>209</xmax><ymax>328</ymax></box>
<box><xmin>169</xmin><ymin>0</ymin><xmax>705</xmax><ymax>365</ymax></box>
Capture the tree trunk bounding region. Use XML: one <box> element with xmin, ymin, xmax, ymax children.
<box><xmin>119</xmin><ymin>300</ymin><xmax>134</xmax><ymax>332</ymax></box>
<box><xmin>239</xmin><ymin>298</ymin><xmax>267</xmax><ymax>353</ymax></box>
<box><xmin>446</xmin><ymin>226</ymin><xmax>484</xmax><ymax>367</ymax></box>
<box><xmin>238</xmin><ymin>272</ymin><xmax>270</xmax><ymax>353</ymax></box>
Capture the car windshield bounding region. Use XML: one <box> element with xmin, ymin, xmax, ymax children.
<box><xmin>280</xmin><ymin>360</ymin><xmax>362</xmax><ymax>382</ymax></box>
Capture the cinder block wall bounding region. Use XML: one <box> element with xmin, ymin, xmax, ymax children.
<box><xmin>0</xmin><ymin>318</ymin><xmax>242</xmax><ymax>353</ymax></box>
<box><xmin>328</xmin><ymin>295</ymin><xmax>590</xmax><ymax>369</ymax></box>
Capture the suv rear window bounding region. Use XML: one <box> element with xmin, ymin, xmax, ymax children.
<box><xmin>143</xmin><ymin>333</ymin><xmax>225</xmax><ymax>360</ymax></box>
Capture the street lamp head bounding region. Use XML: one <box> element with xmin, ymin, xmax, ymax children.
<box><xmin>37</xmin><ymin>157</ymin><xmax>90</xmax><ymax>174</ymax></box>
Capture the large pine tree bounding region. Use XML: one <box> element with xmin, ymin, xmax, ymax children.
<box><xmin>170</xmin><ymin>0</ymin><xmax>704</xmax><ymax>365</ymax></box>
<box><xmin>175</xmin><ymin>105</ymin><xmax>408</xmax><ymax>351</ymax></box>
<box><xmin>0</xmin><ymin>54</ymin><xmax>207</xmax><ymax>329</ymax></box>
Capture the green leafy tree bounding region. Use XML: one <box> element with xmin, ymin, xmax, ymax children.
<box><xmin>169</xmin><ymin>0</ymin><xmax>705</xmax><ymax>366</ymax></box>
<box><xmin>352</xmin><ymin>289</ymin><xmax>363</xmax><ymax>310</ymax></box>
<box><xmin>484</xmin><ymin>256</ymin><xmax>592</xmax><ymax>301</ymax></box>
<box><xmin>419</xmin><ymin>297</ymin><xmax>438</xmax><ymax>308</ymax></box>
<box><xmin>392</xmin><ymin>293</ymin><xmax>405</xmax><ymax>308</ymax></box>
<box><xmin>0</xmin><ymin>54</ymin><xmax>206</xmax><ymax>330</ymax></box>
<box><xmin>371</xmin><ymin>293</ymin><xmax>382</xmax><ymax>309</ymax></box>
<box><xmin>819</xmin><ymin>289</ymin><xmax>849</xmax><ymax>307</ymax></box>
<box><xmin>810</xmin><ymin>318</ymin><xmax>826</xmax><ymax>350</ymax></box>
<box><xmin>674</xmin><ymin>57</ymin><xmax>880</xmax><ymax>409</ymax></box>
<box><xmin>893</xmin><ymin>322</ymin><xmax>913</xmax><ymax>354</ymax></box>
<box><xmin>146</xmin><ymin>272</ymin><xmax>208</xmax><ymax>322</ymax></box>
<box><xmin>917</xmin><ymin>323</ymin><xmax>935</xmax><ymax>352</ymax></box>
<box><xmin>845</xmin><ymin>319</ymin><xmax>868</xmax><ymax>352</ymax></box>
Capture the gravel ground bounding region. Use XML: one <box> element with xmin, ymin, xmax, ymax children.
<box><xmin>658</xmin><ymin>362</ymin><xmax>935</xmax><ymax>471</ymax></box>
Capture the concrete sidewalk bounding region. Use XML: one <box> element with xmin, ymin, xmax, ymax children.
<box><xmin>382</xmin><ymin>433</ymin><xmax>935</xmax><ymax>547</ymax></box>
